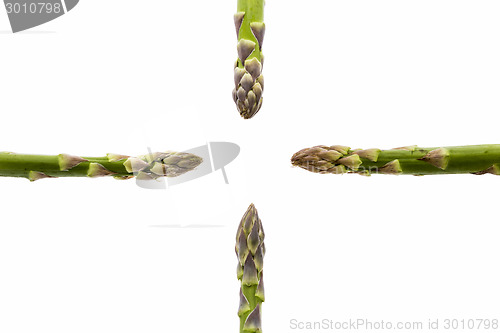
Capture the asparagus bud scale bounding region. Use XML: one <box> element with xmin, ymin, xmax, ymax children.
<box><xmin>292</xmin><ymin>144</ymin><xmax>500</xmax><ymax>176</ymax></box>
<box><xmin>0</xmin><ymin>151</ymin><xmax>202</xmax><ymax>181</ymax></box>
<box><xmin>236</xmin><ymin>204</ymin><xmax>265</xmax><ymax>333</ymax></box>
<box><xmin>233</xmin><ymin>0</ymin><xmax>265</xmax><ymax>119</ymax></box>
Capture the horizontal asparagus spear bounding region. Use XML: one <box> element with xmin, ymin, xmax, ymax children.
<box><xmin>291</xmin><ymin>144</ymin><xmax>500</xmax><ymax>176</ymax></box>
<box><xmin>0</xmin><ymin>151</ymin><xmax>203</xmax><ymax>181</ymax></box>
<box><xmin>237</xmin><ymin>204</ymin><xmax>265</xmax><ymax>333</ymax></box>
<box><xmin>233</xmin><ymin>0</ymin><xmax>265</xmax><ymax>119</ymax></box>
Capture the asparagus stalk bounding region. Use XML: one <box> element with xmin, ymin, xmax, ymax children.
<box><xmin>236</xmin><ymin>204</ymin><xmax>265</xmax><ymax>333</ymax></box>
<box><xmin>233</xmin><ymin>0</ymin><xmax>265</xmax><ymax>119</ymax></box>
<box><xmin>291</xmin><ymin>144</ymin><xmax>500</xmax><ymax>176</ymax></box>
<box><xmin>0</xmin><ymin>151</ymin><xmax>202</xmax><ymax>181</ymax></box>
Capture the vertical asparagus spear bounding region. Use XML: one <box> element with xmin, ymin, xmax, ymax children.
<box><xmin>236</xmin><ymin>204</ymin><xmax>265</xmax><ymax>333</ymax></box>
<box><xmin>233</xmin><ymin>0</ymin><xmax>265</xmax><ymax>119</ymax></box>
<box><xmin>0</xmin><ymin>151</ymin><xmax>202</xmax><ymax>181</ymax></box>
<box><xmin>291</xmin><ymin>144</ymin><xmax>500</xmax><ymax>176</ymax></box>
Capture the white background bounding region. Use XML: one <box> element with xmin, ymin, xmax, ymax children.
<box><xmin>1</xmin><ymin>1</ymin><xmax>500</xmax><ymax>332</ymax></box>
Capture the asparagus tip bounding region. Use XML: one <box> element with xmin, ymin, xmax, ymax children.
<box><xmin>237</xmin><ymin>204</ymin><xmax>265</xmax><ymax>333</ymax></box>
<box><xmin>291</xmin><ymin>146</ymin><xmax>351</xmax><ymax>173</ymax></box>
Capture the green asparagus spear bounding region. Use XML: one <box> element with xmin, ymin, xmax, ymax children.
<box><xmin>0</xmin><ymin>151</ymin><xmax>202</xmax><ymax>181</ymax></box>
<box><xmin>291</xmin><ymin>144</ymin><xmax>500</xmax><ymax>176</ymax></box>
<box><xmin>233</xmin><ymin>0</ymin><xmax>265</xmax><ymax>119</ymax></box>
<box><xmin>236</xmin><ymin>204</ymin><xmax>265</xmax><ymax>333</ymax></box>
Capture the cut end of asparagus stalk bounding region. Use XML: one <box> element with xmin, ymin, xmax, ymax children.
<box><xmin>234</xmin><ymin>3</ymin><xmax>265</xmax><ymax>119</ymax></box>
<box><xmin>237</xmin><ymin>203</ymin><xmax>265</xmax><ymax>333</ymax></box>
